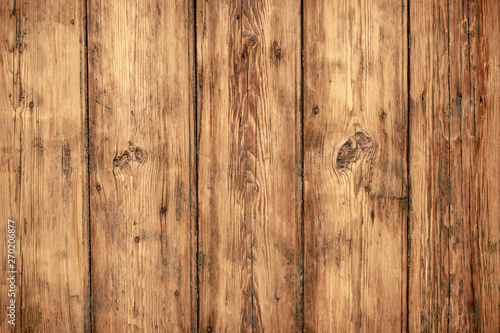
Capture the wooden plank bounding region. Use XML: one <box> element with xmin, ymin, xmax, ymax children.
<box><xmin>87</xmin><ymin>0</ymin><xmax>196</xmax><ymax>331</ymax></box>
<box><xmin>196</xmin><ymin>1</ymin><xmax>250</xmax><ymax>330</ymax></box>
<box><xmin>448</xmin><ymin>0</ymin><xmax>479</xmax><ymax>330</ymax></box>
<box><xmin>0</xmin><ymin>0</ymin><xmax>22</xmax><ymax>330</ymax></box>
<box><xmin>408</xmin><ymin>0</ymin><xmax>452</xmax><ymax>330</ymax></box>
<box><xmin>448</xmin><ymin>0</ymin><xmax>480</xmax><ymax>330</ymax></box>
<box><xmin>408</xmin><ymin>0</ymin><xmax>491</xmax><ymax>330</ymax></box>
<box><xmin>247</xmin><ymin>1</ymin><xmax>302</xmax><ymax>331</ymax></box>
<box><xmin>1</xmin><ymin>0</ymin><xmax>89</xmax><ymax>331</ymax></box>
<box><xmin>477</xmin><ymin>1</ymin><xmax>500</xmax><ymax>330</ymax></box>
<box><xmin>197</xmin><ymin>0</ymin><xmax>302</xmax><ymax>331</ymax></box>
<box><xmin>303</xmin><ymin>0</ymin><xmax>408</xmax><ymax>331</ymax></box>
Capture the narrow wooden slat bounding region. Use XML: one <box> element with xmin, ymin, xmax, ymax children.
<box><xmin>244</xmin><ymin>0</ymin><xmax>302</xmax><ymax>331</ymax></box>
<box><xmin>197</xmin><ymin>1</ymin><xmax>250</xmax><ymax>330</ymax></box>
<box><xmin>477</xmin><ymin>1</ymin><xmax>500</xmax><ymax>330</ymax></box>
<box><xmin>408</xmin><ymin>0</ymin><xmax>488</xmax><ymax>330</ymax></box>
<box><xmin>1</xmin><ymin>0</ymin><xmax>89</xmax><ymax>331</ymax></box>
<box><xmin>408</xmin><ymin>0</ymin><xmax>452</xmax><ymax>330</ymax></box>
<box><xmin>467</xmin><ymin>3</ymin><xmax>482</xmax><ymax>330</ymax></box>
<box><xmin>0</xmin><ymin>0</ymin><xmax>22</xmax><ymax>330</ymax></box>
<box><xmin>87</xmin><ymin>0</ymin><xmax>196</xmax><ymax>331</ymax></box>
<box><xmin>303</xmin><ymin>0</ymin><xmax>408</xmax><ymax>331</ymax></box>
<box><xmin>448</xmin><ymin>0</ymin><xmax>479</xmax><ymax>330</ymax></box>
<box><xmin>197</xmin><ymin>0</ymin><xmax>302</xmax><ymax>331</ymax></box>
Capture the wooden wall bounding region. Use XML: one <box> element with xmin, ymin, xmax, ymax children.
<box><xmin>1</xmin><ymin>0</ymin><xmax>499</xmax><ymax>331</ymax></box>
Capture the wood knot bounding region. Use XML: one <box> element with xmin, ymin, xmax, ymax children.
<box><xmin>355</xmin><ymin>131</ymin><xmax>372</xmax><ymax>151</ymax></box>
<box><xmin>272</xmin><ymin>41</ymin><xmax>281</xmax><ymax>61</ymax></box>
<box><xmin>336</xmin><ymin>131</ymin><xmax>373</xmax><ymax>170</ymax></box>
<box><xmin>133</xmin><ymin>146</ymin><xmax>144</xmax><ymax>162</ymax></box>
<box><xmin>336</xmin><ymin>138</ymin><xmax>358</xmax><ymax>168</ymax></box>
<box><xmin>113</xmin><ymin>151</ymin><xmax>130</xmax><ymax>169</ymax></box>
<box><xmin>242</xmin><ymin>29</ymin><xmax>258</xmax><ymax>55</ymax></box>
<box><xmin>113</xmin><ymin>142</ymin><xmax>147</xmax><ymax>169</ymax></box>
<box><xmin>244</xmin><ymin>30</ymin><xmax>258</xmax><ymax>45</ymax></box>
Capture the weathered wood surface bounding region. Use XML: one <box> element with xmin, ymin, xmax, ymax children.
<box><xmin>197</xmin><ymin>0</ymin><xmax>302</xmax><ymax>331</ymax></box>
<box><xmin>0</xmin><ymin>0</ymin><xmax>89</xmax><ymax>331</ymax></box>
<box><xmin>303</xmin><ymin>0</ymin><xmax>408</xmax><ymax>331</ymax></box>
<box><xmin>476</xmin><ymin>2</ymin><xmax>500</xmax><ymax>330</ymax></box>
<box><xmin>87</xmin><ymin>0</ymin><xmax>195</xmax><ymax>331</ymax></box>
<box><xmin>0</xmin><ymin>0</ymin><xmax>499</xmax><ymax>331</ymax></box>
<box><xmin>409</xmin><ymin>0</ymin><xmax>500</xmax><ymax>331</ymax></box>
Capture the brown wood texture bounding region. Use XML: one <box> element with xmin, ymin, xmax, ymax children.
<box><xmin>409</xmin><ymin>0</ymin><xmax>500</xmax><ymax>331</ymax></box>
<box><xmin>1</xmin><ymin>0</ymin><xmax>500</xmax><ymax>332</ymax></box>
<box><xmin>303</xmin><ymin>0</ymin><xmax>408</xmax><ymax>331</ymax></box>
<box><xmin>1</xmin><ymin>0</ymin><xmax>90</xmax><ymax>331</ymax></box>
<box><xmin>87</xmin><ymin>0</ymin><xmax>195</xmax><ymax>331</ymax></box>
<box><xmin>477</xmin><ymin>2</ymin><xmax>500</xmax><ymax>330</ymax></box>
<box><xmin>196</xmin><ymin>0</ymin><xmax>301</xmax><ymax>331</ymax></box>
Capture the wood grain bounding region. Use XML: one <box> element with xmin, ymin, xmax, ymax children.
<box><xmin>247</xmin><ymin>1</ymin><xmax>302</xmax><ymax>331</ymax></box>
<box><xmin>407</xmin><ymin>0</ymin><xmax>498</xmax><ymax>331</ymax></box>
<box><xmin>196</xmin><ymin>2</ymin><xmax>249</xmax><ymax>330</ymax></box>
<box><xmin>197</xmin><ymin>0</ymin><xmax>302</xmax><ymax>331</ymax></box>
<box><xmin>1</xmin><ymin>0</ymin><xmax>89</xmax><ymax>331</ymax></box>
<box><xmin>87</xmin><ymin>0</ymin><xmax>196</xmax><ymax>331</ymax></box>
<box><xmin>477</xmin><ymin>0</ymin><xmax>500</xmax><ymax>330</ymax></box>
<box><xmin>303</xmin><ymin>0</ymin><xmax>408</xmax><ymax>331</ymax></box>
<box><xmin>0</xmin><ymin>0</ymin><xmax>22</xmax><ymax>330</ymax></box>
<box><xmin>409</xmin><ymin>0</ymin><xmax>453</xmax><ymax>330</ymax></box>
<box><xmin>1</xmin><ymin>1</ymin><xmax>500</xmax><ymax>331</ymax></box>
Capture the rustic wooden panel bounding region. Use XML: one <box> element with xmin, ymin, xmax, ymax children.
<box><xmin>247</xmin><ymin>2</ymin><xmax>302</xmax><ymax>331</ymax></box>
<box><xmin>0</xmin><ymin>0</ymin><xmax>21</xmax><ymax>328</ymax></box>
<box><xmin>196</xmin><ymin>2</ymin><xmax>248</xmax><ymax>330</ymax></box>
<box><xmin>448</xmin><ymin>0</ymin><xmax>480</xmax><ymax>330</ymax></box>
<box><xmin>1</xmin><ymin>0</ymin><xmax>89</xmax><ymax>331</ymax></box>
<box><xmin>1</xmin><ymin>0</ymin><xmax>500</xmax><ymax>331</ymax></box>
<box><xmin>477</xmin><ymin>0</ymin><xmax>500</xmax><ymax>330</ymax></box>
<box><xmin>87</xmin><ymin>0</ymin><xmax>196</xmax><ymax>331</ymax></box>
<box><xmin>197</xmin><ymin>0</ymin><xmax>302</xmax><ymax>331</ymax></box>
<box><xmin>407</xmin><ymin>0</ymin><xmax>497</xmax><ymax>331</ymax></box>
<box><xmin>408</xmin><ymin>0</ymin><xmax>453</xmax><ymax>330</ymax></box>
<box><xmin>303</xmin><ymin>0</ymin><xmax>408</xmax><ymax>331</ymax></box>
